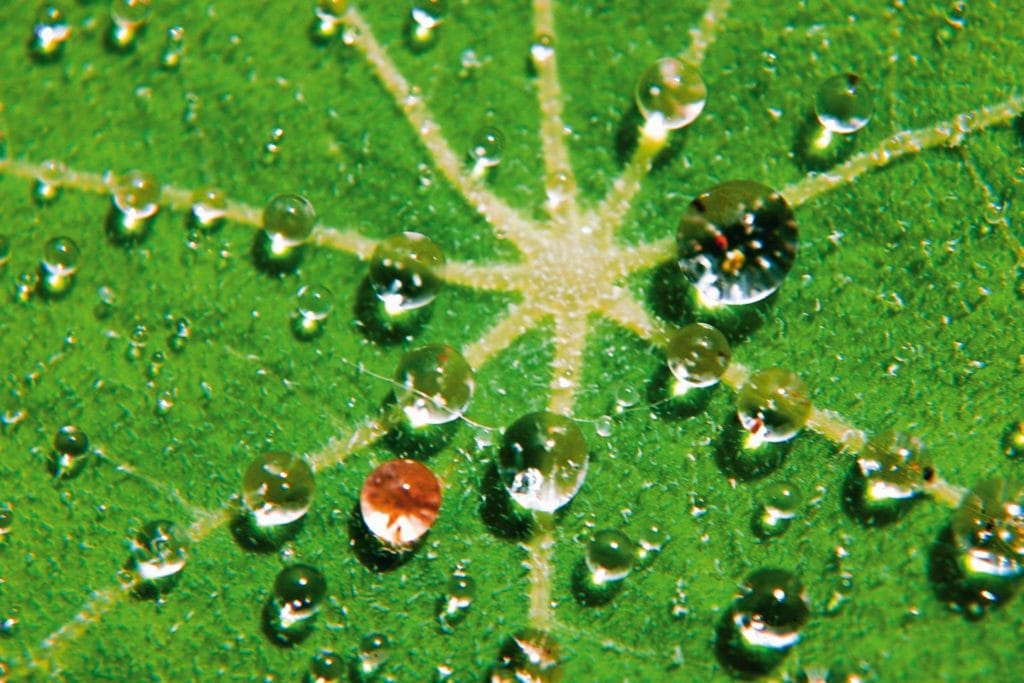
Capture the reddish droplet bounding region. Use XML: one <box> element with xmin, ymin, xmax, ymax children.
<box><xmin>360</xmin><ymin>459</ymin><xmax>442</xmax><ymax>546</ymax></box>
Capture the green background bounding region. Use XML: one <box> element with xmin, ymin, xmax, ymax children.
<box><xmin>1</xmin><ymin>0</ymin><xmax>1022</xmax><ymax>680</ymax></box>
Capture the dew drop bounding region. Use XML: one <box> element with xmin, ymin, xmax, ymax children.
<box><xmin>635</xmin><ymin>57</ymin><xmax>707</xmax><ymax>132</ymax></box>
<box><xmin>394</xmin><ymin>344</ymin><xmax>474</xmax><ymax>427</ymax></box>
<box><xmin>48</xmin><ymin>425</ymin><xmax>90</xmax><ymax>480</ymax></box>
<box><xmin>407</xmin><ymin>0</ymin><xmax>446</xmax><ymax>51</ymax></box>
<box><xmin>497</xmin><ymin>412</ymin><xmax>589</xmax><ymax>513</ymax></box>
<box><xmin>109</xmin><ymin>0</ymin><xmax>151</xmax><ymax>50</ymax></box>
<box><xmin>438</xmin><ymin>568</ymin><xmax>475</xmax><ymax>630</ymax></box>
<box><xmin>667</xmin><ymin>322</ymin><xmax>731</xmax><ymax>389</ymax></box>
<box><xmin>951</xmin><ymin>478</ymin><xmax>1024</xmax><ymax>586</ymax></box>
<box><xmin>167</xmin><ymin>316</ymin><xmax>191</xmax><ymax>353</ymax></box>
<box><xmin>312</xmin><ymin>0</ymin><xmax>348</xmax><ymax>42</ymax></box>
<box><xmin>34</xmin><ymin>159</ymin><xmax>67</xmax><ymax>204</ymax></box>
<box><xmin>736</xmin><ymin>368</ymin><xmax>811</xmax><ymax>444</ymax></box>
<box><xmin>595</xmin><ymin>415</ymin><xmax>613</xmax><ymax>438</ymax></box>
<box><xmin>256</xmin><ymin>193</ymin><xmax>317</xmax><ymax>271</ymax></box>
<box><xmin>490</xmin><ymin>630</ymin><xmax>561</xmax><ymax>683</ymax></box>
<box><xmin>357</xmin><ymin>632</ymin><xmax>390</xmax><ymax>677</ymax></box>
<box><xmin>265</xmin><ymin>564</ymin><xmax>327</xmax><ymax>644</ymax></box>
<box><xmin>160</xmin><ymin>26</ymin><xmax>185</xmax><ymax>70</ymax></box>
<box><xmin>242</xmin><ymin>452</ymin><xmax>315</xmax><ymax>527</ymax></box>
<box><xmin>292</xmin><ymin>284</ymin><xmax>334</xmax><ymax>340</ymax></box>
<box><xmin>855</xmin><ymin>431</ymin><xmax>931</xmax><ymax>512</ymax></box>
<box><xmin>262</xmin><ymin>127</ymin><xmax>285</xmax><ymax>166</ymax></box>
<box><xmin>529</xmin><ymin>33</ymin><xmax>554</xmax><ymax>67</ymax></box>
<box><xmin>360</xmin><ymin>459</ymin><xmax>442</xmax><ymax>547</ymax></box>
<box><xmin>586</xmin><ymin>529</ymin><xmax>636</xmax><ymax>583</ymax></box>
<box><xmin>130</xmin><ymin>520</ymin><xmax>188</xmax><ymax>581</ymax></box>
<box><xmin>677</xmin><ymin>180</ymin><xmax>798</xmax><ymax>306</ymax></box>
<box><xmin>0</xmin><ymin>503</ymin><xmax>13</xmax><ymax>539</ymax></box>
<box><xmin>31</xmin><ymin>5</ymin><xmax>72</xmax><ymax>61</ymax></box>
<box><xmin>753</xmin><ymin>481</ymin><xmax>802</xmax><ymax>538</ymax></box>
<box><xmin>308</xmin><ymin>649</ymin><xmax>345</xmax><ymax>683</ymax></box>
<box><xmin>720</xmin><ymin>568</ymin><xmax>810</xmax><ymax>674</ymax></box>
<box><xmin>188</xmin><ymin>187</ymin><xmax>228</xmax><ymax>232</ymax></box>
<box><xmin>0</xmin><ymin>235</ymin><xmax>10</xmax><ymax>268</ymax></box>
<box><xmin>815</xmin><ymin>74</ymin><xmax>873</xmax><ymax>134</ymax></box>
<box><xmin>369</xmin><ymin>231</ymin><xmax>445</xmax><ymax>315</ymax></box>
<box><xmin>469</xmin><ymin>126</ymin><xmax>505</xmax><ymax>178</ymax></box>
<box><xmin>110</xmin><ymin>170</ymin><xmax>160</xmax><ymax>242</ymax></box>
<box><xmin>1001</xmin><ymin>421</ymin><xmax>1024</xmax><ymax>460</ymax></box>
<box><xmin>615</xmin><ymin>385</ymin><xmax>640</xmax><ymax>410</ymax></box>
<box><xmin>39</xmin><ymin>236</ymin><xmax>80</xmax><ymax>297</ymax></box>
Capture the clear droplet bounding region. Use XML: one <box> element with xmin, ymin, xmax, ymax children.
<box><xmin>369</xmin><ymin>231</ymin><xmax>445</xmax><ymax>315</ymax></box>
<box><xmin>1001</xmin><ymin>421</ymin><xmax>1024</xmax><ymax>460</ymax></box>
<box><xmin>497</xmin><ymin>412</ymin><xmax>589</xmax><ymax>513</ymax></box>
<box><xmin>292</xmin><ymin>284</ymin><xmax>334</xmax><ymax>339</ymax></box>
<box><xmin>754</xmin><ymin>481</ymin><xmax>802</xmax><ymax>538</ymax></box>
<box><xmin>48</xmin><ymin>425</ymin><xmax>90</xmax><ymax>480</ymax></box>
<box><xmin>261</xmin><ymin>127</ymin><xmax>285</xmax><ymax>166</ymax></box>
<box><xmin>189</xmin><ymin>187</ymin><xmax>228</xmax><ymax>231</ymax></box>
<box><xmin>635</xmin><ymin>57</ymin><xmax>707</xmax><ymax>131</ymax></box>
<box><xmin>736</xmin><ymin>368</ymin><xmax>811</xmax><ymax>444</ymax></box>
<box><xmin>111</xmin><ymin>170</ymin><xmax>160</xmax><ymax>241</ymax></box>
<box><xmin>242</xmin><ymin>452</ymin><xmax>315</xmax><ymax>527</ymax></box>
<box><xmin>31</xmin><ymin>5</ymin><xmax>72</xmax><ymax>60</ymax></box>
<box><xmin>263</xmin><ymin>193</ymin><xmax>317</xmax><ymax>247</ymax></box>
<box><xmin>313</xmin><ymin>0</ymin><xmax>348</xmax><ymax>42</ymax></box>
<box><xmin>438</xmin><ymin>568</ymin><xmax>475</xmax><ymax>629</ymax></box>
<box><xmin>723</xmin><ymin>568</ymin><xmax>810</xmax><ymax>672</ymax></box>
<box><xmin>357</xmin><ymin>633</ymin><xmax>390</xmax><ymax>676</ymax></box>
<box><xmin>407</xmin><ymin>0</ymin><xmax>446</xmax><ymax>50</ymax></box>
<box><xmin>677</xmin><ymin>180</ymin><xmax>798</xmax><ymax>306</ymax></box>
<box><xmin>667</xmin><ymin>322</ymin><xmax>731</xmax><ymax>389</ymax></box>
<box><xmin>39</xmin><ymin>236</ymin><xmax>80</xmax><ymax>297</ymax></box>
<box><xmin>490</xmin><ymin>630</ymin><xmax>561</xmax><ymax>683</ymax></box>
<box><xmin>160</xmin><ymin>26</ymin><xmax>185</xmax><ymax>69</ymax></box>
<box><xmin>815</xmin><ymin>74</ymin><xmax>873</xmax><ymax>134</ymax></box>
<box><xmin>394</xmin><ymin>344</ymin><xmax>474</xmax><ymax>427</ymax></box>
<box><xmin>129</xmin><ymin>520</ymin><xmax>188</xmax><ymax>583</ymax></box>
<box><xmin>586</xmin><ymin>529</ymin><xmax>636</xmax><ymax>583</ymax></box>
<box><xmin>360</xmin><ymin>459</ymin><xmax>442</xmax><ymax>547</ymax></box>
<box><xmin>952</xmin><ymin>478</ymin><xmax>1024</xmax><ymax>583</ymax></box>
<box><xmin>109</xmin><ymin>0</ymin><xmax>151</xmax><ymax>50</ymax></box>
<box><xmin>34</xmin><ymin>159</ymin><xmax>67</xmax><ymax>203</ymax></box>
<box><xmin>266</xmin><ymin>564</ymin><xmax>327</xmax><ymax>643</ymax></box>
<box><xmin>308</xmin><ymin>649</ymin><xmax>345</xmax><ymax>683</ymax></box>
<box><xmin>529</xmin><ymin>33</ymin><xmax>554</xmax><ymax>66</ymax></box>
<box><xmin>856</xmin><ymin>431</ymin><xmax>932</xmax><ymax>508</ymax></box>
<box><xmin>595</xmin><ymin>415</ymin><xmax>613</xmax><ymax>438</ymax></box>
<box><xmin>469</xmin><ymin>126</ymin><xmax>505</xmax><ymax>177</ymax></box>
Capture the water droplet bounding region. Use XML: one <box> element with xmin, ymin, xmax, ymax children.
<box><xmin>48</xmin><ymin>425</ymin><xmax>90</xmax><ymax>480</ymax></box>
<box><xmin>497</xmin><ymin>412</ymin><xmax>589</xmax><ymax>513</ymax></box>
<box><xmin>39</xmin><ymin>236</ymin><xmax>80</xmax><ymax>297</ymax></box>
<box><xmin>0</xmin><ymin>503</ymin><xmax>13</xmax><ymax>539</ymax></box>
<box><xmin>155</xmin><ymin>389</ymin><xmax>175</xmax><ymax>416</ymax></box>
<box><xmin>360</xmin><ymin>459</ymin><xmax>442</xmax><ymax>547</ymax></box>
<box><xmin>292</xmin><ymin>284</ymin><xmax>334</xmax><ymax>340</ymax></box>
<box><xmin>586</xmin><ymin>529</ymin><xmax>636</xmax><ymax>583</ymax></box>
<box><xmin>357</xmin><ymin>632</ymin><xmax>390</xmax><ymax>677</ymax></box>
<box><xmin>265</xmin><ymin>564</ymin><xmax>327</xmax><ymax>645</ymax></box>
<box><xmin>188</xmin><ymin>187</ymin><xmax>228</xmax><ymax>232</ymax></box>
<box><xmin>128</xmin><ymin>520</ymin><xmax>188</xmax><ymax>598</ymax></box>
<box><xmin>160</xmin><ymin>26</ymin><xmax>185</xmax><ymax>69</ymax></box>
<box><xmin>490</xmin><ymin>630</ymin><xmax>561</xmax><ymax>682</ymax></box>
<box><xmin>0</xmin><ymin>235</ymin><xmax>10</xmax><ymax>268</ymax></box>
<box><xmin>815</xmin><ymin>74</ymin><xmax>873</xmax><ymax>134</ymax></box>
<box><xmin>754</xmin><ymin>481</ymin><xmax>802</xmax><ymax>538</ymax></box>
<box><xmin>308</xmin><ymin>649</ymin><xmax>345</xmax><ymax>683</ymax></box>
<box><xmin>635</xmin><ymin>57</ymin><xmax>707</xmax><ymax>132</ymax></box>
<box><xmin>667</xmin><ymin>322</ymin><xmax>731</xmax><ymax>389</ymax></box>
<box><xmin>312</xmin><ymin>0</ymin><xmax>348</xmax><ymax>42</ymax></box>
<box><xmin>31</xmin><ymin>5</ymin><xmax>72</xmax><ymax>61</ymax></box>
<box><xmin>127</xmin><ymin>322</ymin><xmax>149</xmax><ymax>360</ymax></box>
<box><xmin>952</xmin><ymin>478</ymin><xmax>1024</xmax><ymax>585</ymax></box>
<box><xmin>110</xmin><ymin>170</ymin><xmax>160</xmax><ymax>242</ymax></box>
<box><xmin>242</xmin><ymin>452</ymin><xmax>315</xmax><ymax>527</ymax></box>
<box><xmin>369</xmin><ymin>231</ymin><xmax>445</xmax><ymax>315</ymax></box>
<box><xmin>34</xmin><ymin>159</ymin><xmax>67</xmax><ymax>204</ymax></box>
<box><xmin>255</xmin><ymin>193</ymin><xmax>316</xmax><ymax>270</ymax></box>
<box><xmin>393</xmin><ymin>344</ymin><xmax>474</xmax><ymax>428</ymax></box>
<box><xmin>261</xmin><ymin>127</ymin><xmax>285</xmax><ymax>166</ymax></box>
<box><xmin>438</xmin><ymin>568</ymin><xmax>475</xmax><ymax>630</ymax></box>
<box><xmin>469</xmin><ymin>126</ymin><xmax>505</xmax><ymax>178</ymax></box>
<box><xmin>167</xmin><ymin>316</ymin><xmax>191</xmax><ymax>352</ymax></box>
<box><xmin>1002</xmin><ymin>421</ymin><xmax>1024</xmax><ymax>460</ymax></box>
<box><xmin>719</xmin><ymin>568</ymin><xmax>810</xmax><ymax>674</ymax></box>
<box><xmin>407</xmin><ymin>0</ymin><xmax>446</xmax><ymax>51</ymax></box>
<box><xmin>736</xmin><ymin>368</ymin><xmax>811</xmax><ymax>444</ymax></box>
<box><xmin>109</xmin><ymin>0</ymin><xmax>152</xmax><ymax>50</ymax></box>
<box><xmin>677</xmin><ymin>180</ymin><xmax>798</xmax><ymax>306</ymax></box>
<box><xmin>595</xmin><ymin>415</ymin><xmax>613</xmax><ymax>438</ymax></box>
<box><xmin>855</xmin><ymin>431</ymin><xmax>931</xmax><ymax>512</ymax></box>
<box><xmin>615</xmin><ymin>385</ymin><xmax>640</xmax><ymax>410</ymax></box>
<box><xmin>529</xmin><ymin>33</ymin><xmax>554</xmax><ymax>67</ymax></box>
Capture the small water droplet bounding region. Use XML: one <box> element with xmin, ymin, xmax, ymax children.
<box><xmin>438</xmin><ymin>568</ymin><xmax>475</xmax><ymax>630</ymax></box>
<box><xmin>585</xmin><ymin>529</ymin><xmax>636</xmax><ymax>584</ymax></box>
<box><xmin>1002</xmin><ymin>421</ymin><xmax>1024</xmax><ymax>460</ymax></box>
<box><xmin>261</xmin><ymin>127</ymin><xmax>285</xmax><ymax>166</ymax></box>
<box><xmin>815</xmin><ymin>74</ymin><xmax>873</xmax><ymax>134</ymax></box>
<box><xmin>753</xmin><ymin>481</ymin><xmax>802</xmax><ymax>538</ymax></box>
<box><xmin>357</xmin><ymin>632</ymin><xmax>391</xmax><ymax>677</ymax></box>
<box><xmin>127</xmin><ymin>520</ymin><xmax>188</xmax><ymax>599</ymax></box>
<box><xmin>109</xmin><ymin>0</ymin><xmax>152</xmax><ymax>51</ymax></box>
<box><xmin>307</xmin><ymin>649</ymin><xmax>345</xmax><ymax>683</ymax></box>
<box><xmin>736</xmin><ymin>368</ymin><xmax>811</xmax><ymax>445</ymax></box>
<box><xmin>0</xmin><ymin>235</ymin><xmax>10</xmax><ymax>268</ymax></box>
<box><xmin>48</xmin><ymin>425</ymin><xmax>90</xmax><ymax>480</ymax></box>
<box><xmin>497</xmin><ymin>412</ymin><xmax>589</xmax><ymax>513</ymax></box>
<box><xmin>667</xmin><ymin>322</ymin><xmax>731</xmax><ymax>390</ymax></box>
<box><xmin>39</xmin><ymin>236</ymin><xmax>80</xmax><ymax>298</ymax></box>
<box><xmin>360</xmin><ymin>459</ymin><xmax>442</xmax><ymax>547</ymax></box>
<box><xmin>854</xmin><ymin>431</ymin><xmax>931</xmax><ymax>520</ymax></box>
<box><xmin>264</xmin><ymin>564</ymin><xmax>327</xmax><ymax>645</ymax></box>
<box><xmin>312</xmin><ymin>0</ymin><xmax>348</xmax><ymax>43</ymax></box>
<box><xmin>34</xmin><ymin>159</ymin><xmax>67</xmax><ymax>204</ymax></box>
<box><xmin>394</xmin><ymin>344</ymin><xmax>474</xmax><ymax>427</ymax></box>
<box><xmin>110</xmin><ymin>170</ymin><xmax>160</xmax><ymax>243</ymax></box>
<box><xmin>529</xmin><ymin>33</ymin><xmax>554</xmax><ymax>67</ymax></box>
<box><xmin>31</xmin><ymin>5</ymin><xmax>72</xmax><ymax>61</ymax></box>
<box><xmin>255</xmin><ymin>193</ymin><xmax>316</xmax><ymax>272</ymax></box>
<box><xmin>407</xmin><ymin>0</ymin><xmax>446</xmax><ymax>51</ymax></box>
<box><xmin>595</xmin><ymin>415</ymin><xmax>613</xmax><ymax>438</ymax></box>
<box><xmin>469</xmin><ymin>126</ymin><xmax>505</xmax><ymax>178</ymax></box>
<box><xmin>490</xmin><ymin>630</ymin><xmax>561</xmax><ymax>682</ymax></box>
<box><xmin>0</xmin><ymin>503</ymin><xmax>13</xmax><ymax>539</ymax></box>
<box><xmin>292</xmin><ymin>284</ymin><xmax>334</xmax><ymax>340</ymax></box>
<box><xmin>635</xmin><ymin>57</ymin><xmax>707</xmax><ymax>132</ymax></box>
<box><xmin>369</xmin><ymin>231</ymin><xmax>445</xmax><ymax>315</ymax></box>
<box><xmin>719</xmin><ymin>568</ymin><xmax>810</xmax><ymax>674</ymax></box>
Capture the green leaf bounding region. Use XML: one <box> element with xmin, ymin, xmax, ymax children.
<box><xmin>1</xmin><ymin>1</ymin><xmax>1022</xmax><ymax>680</ymax></box>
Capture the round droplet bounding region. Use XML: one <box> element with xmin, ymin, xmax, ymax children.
<box><xmin>360</xmin><ymin>459</ymin><xmax>442</xmax><ymax>547</ymax></box>
<box><xmin>369</xmin><ymin>231</ymin><xmax>445</xmax><ymax>315</ymax></box>
<box><xmin>856</xmin><ymin>431</ymin><xmax>932</xmax><ymax>507</ymax></box>
<box><xmin>438</xmin><ymin>569</ymin><xmax>475</xmax><ymax>629</ymax></box>
<box><xmin>31</xmin><ymin>5</ymin><xmax>72</xmax><ymax>60</ymax></box>
<box><xmin>263</xmin><ymin>193</ymin><xmax>317</xmax><ymax>246</ymax></box>
<box><xmin>677</xmin><ymin>180</ymin><xmax>798</xmax><ymax>306</ymax></box>
<box><xmin>755</xmin><ymin>481</ymin><xmax>802</xmax><ymax>537</ymax></box>
<box><xmin>160</xmin><ymin>26</ymin><xmax>185</xmax><ymax>69</ymax></box>
<box><xmin>736</xmin><ymin>368</ymin><xmax>811</xmax><ymax>443</ymax></box>
<box><xmin>0</xmin><ymin>503</ymin><xmax>13</xmax><ymax>538</ymax></box>
<box><xmin>130</xmin><ymin>520</ymin><xmax>188</xmax><ymax>582</ymax></box>
<box><xmin>469</xmin><ymin>126</ymin><xmax>505</xmax><ymax>171</ymax></box>
<box><xmin>113</xmin><ymin>170</ymin><xmax>160</xmax><ymax>220</ymax></box>
<box><xmin>42</xmin><ymin>236</ymin><xmax>80</xmax><ymax>277</ymax></box>
<box><xmin>313</xmin><ymin>0</ymin><xmax>348</xmax><ymax>42</ymax></box>
<box><xmin>242</xmin><ymin>452</ymin><xmax>315</xmax><ymax>527</ymax></box>
<box><xmin>394</xmin><ymin>344</ymin><xmax>474</xmax><ymax>427</ymax></box>
<box><xmin>725</xmin><ymin>568</ymin><xmax>810</xmax><ymax>671</ymax></box>
<box><xmin>274</xmin><ymin>564</ymin><xmax>327</xmax><ymax>621</ymax></box>
<box><xmin>111</xmin><ymin>0</ymin><xmax>151</xmax><ymax>26</ymax></box>
<box><xmin>34</xmin><ymin>159</ymin><xmax>67</xmax><ymax>203</ymax></box>
<box><xmin>635</xmin><ymin>57</ymin><xmax>707</xmax><ymax>131</ymax></box>
<box><xmin>529</xmin><ymin>33</ymin><xmax>554</xmax><ymax>66</ymax></box>
<box><xmin>48</xmin><ymin>425</ymin><xmax>90</xmax><ymax>479</ymax></box>
<box><xmin>815</xmin><ymin>74</ymin><xmax>873</xmax><ymax>134</ymax></box>
<box><xmin>491</xmin><ymin>630</ymin><xmax>561</xmax><ymax>683</ymax></box>
<box><xmin>667</xmin><ymin>322</ymin><xmax>731</xmax><ymax>388</ymax></box>
<box><xmin>293</xmin><ymin>284</ymin><xmax>334</xmax><ymax>339</ymax></box>
<box><xmin>309</xmin><ymin>649</ymin><xmax>345</xmax><ymax>683</ymax></box>
<box><xmin>189</xmin><ymin>187</ymin><xmax>227</xmax><ymax>231</ymax></box>
<box><xmin>357</xmin><ymin>633</ymin><xmax>390</xmax><ymax>676</ymax></box>
<box><xmin>497</xmin><ymin>412</ymin><xmax>589</xmax><ymax>513</ymax></box>
<box><xmin>586</xmin><ymin>529</ymin><xmax>636</xmax><ymax>583</ymax></box>
<box><xmin>1002</xmin><ymin>421</ymin><xmax>1024</xmax><ymax>460</ymax></box>
<box><xmin>952</xmin><ymin>478</ymin><xmax>1024</xmax><ymax>582</ymax></box>
<box><xmin>408</xmin><ymin>0</ymin><xmax>446</xmax><ymax>49</ymax></box>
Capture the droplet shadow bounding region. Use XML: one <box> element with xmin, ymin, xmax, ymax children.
<box><xmin>714</xmin><ymin>415</ymin><xmax>791</xmax><ymax>482</ymax></box>
<box><xmin>230</xmin><ymin>510</ymin><xmax>305</xmax><ymax>554</ymax></box>
<box><xmin>646</xmin><ymin>363</ymin><xmax>714</xmax><ymax>421</ymax></box>
<box><xmin>570</xmin><ymin>559</ymin><xmax>624</xmax><ymax>607</ymax></box>
<box><xmin>713</xmin><ymin>608</ymin><xmax>787</xmax><ymax>678</ymax></box>
<box><xmin>354</xmin><ymin>275</ymin><xmax>432</xmax><ymax>345</ymax></box>
<box><xmin>840</xmin><ymin>459</ymin><xmax>921</xmax><ymax>527</ymax></box>
<box><xmin>347</xmin><ymin>501</ymin><xmax>418</xmax><ymax>572</ymax></box>
<box><xmin>379</xmin><ymin>394</ymin><xmax>460</xmax><ymax>461</ymax></box>
<box><xmin>793</xmin><ymin>111</ymin><xmax>856</xmax><ymax>173</ymax></box>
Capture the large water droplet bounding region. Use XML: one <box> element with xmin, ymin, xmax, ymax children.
<box><xmin>586</xmin><ymin>529</ymin><xmax>636</xmax><ymax>583</ymax></box>
<box><xmin>393</xmin><ymin>344</ymin><xmax>474</xmax><ymax>427</ymax></box>
<box><xmin>856</xmin><ymin>431</ymin><xmax>931</xmax><ymax>512</ymax></box>
<box><xmin>497</xmin><ymin>412</ymin><xmax>589</xmax><ymax>513</ymax></box>
<box><xmin>677</xmin><ymin>180</ymin><xmax>798</xmax><ymax>306</ymax></box>
<box><xmin>308</xmin><ymin>649</ymin><xmax>345</xmax><ymax>683</ymax></box>
<box><xmin>360</xmin><ymin>459</ymin><xmax>442</xmax><ymax>547</ymax></box>
<box><xmin>635</xmin><ymin>57</ymin><xmax>707</xmax><ymax>132</ymax></box>
<box><xmin>256</xmin><ymin>193</ymin><xmax>317</xmax><ymax>271</ymax></box>
<box><xmin>265</xmin><ymin>564</ymin><xmax>327</xmax><ymax>645</ymax></box>
<box><xmin>952</xmin><ymin>478</ymin><xmax>1024</xmax><ymax>584</ymax></box>
<box><xmin>815</xmin><ymin>74</ymin><xmax>873</xmax><ymax>134</ymax></box>
<box><xmin>242</xmin><ymin>452</ymin><xmax>315</xmax><ymax>527</ymax></box>
<box><xmin>110</xmin><ymin>170</ymin><xmax>160</xmax><ymax>242</ymax></box>
<box><xmin>490</xmin><ymin>630</ymin><xmax>561</xmax><ymax>683</ymax></box>
<box><xmin>719</xmin><ymin>568</ymin><xmax>810</xmax><ymax>674</ymax></box>
<box><xmin>369</xmin><ymin>231</ymin><xmax>445</xmax><ymax>316</ymax></box>
<box><xmin>736</xmin><ymin>368</ymin><xmax>811</xmax><ymax>444</ymax></box>
<box><xmin>667</xmin><ymin>322</ymin><xmax>731</xmax><ymax>389</ymax></box>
